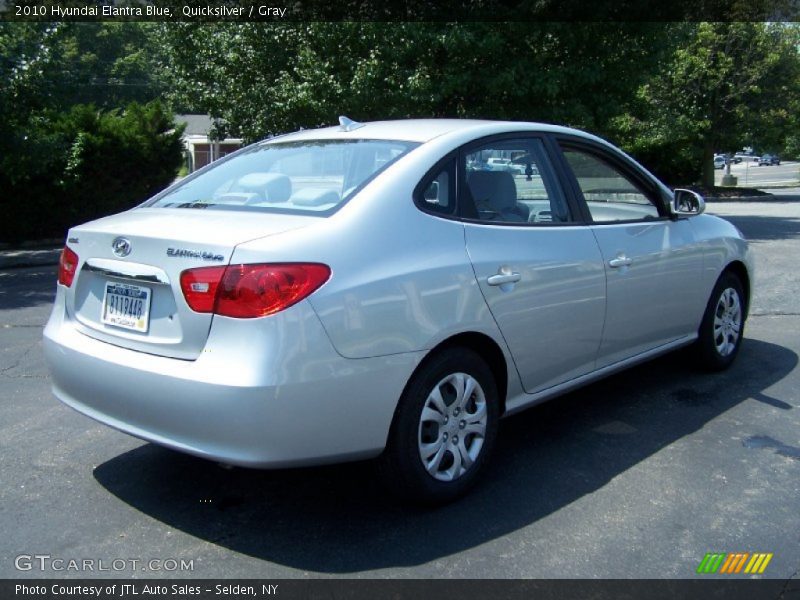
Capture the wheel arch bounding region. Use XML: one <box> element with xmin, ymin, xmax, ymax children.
<box><xmin>415</xmin><ymin>332</ymin><xmax>510</xmax><ymax>415</ymax></box>
<box><xmin>723</xmin><ymin>260</ymin><xmax>751</xmax><ymax>319</ymax></box>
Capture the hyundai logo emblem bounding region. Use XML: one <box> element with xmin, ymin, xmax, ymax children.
<box><xmin>112</xmin><ymin>237</ymin><xmax>132</xmax><ymax>257</ymax></box>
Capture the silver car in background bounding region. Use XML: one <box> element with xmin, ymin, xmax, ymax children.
<box><xmin>44</xmin><ymin>119</ymin><xmax>752</xmax><ymax>504</ymax></box>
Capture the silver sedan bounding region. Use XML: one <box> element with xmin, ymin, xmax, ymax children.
<box><xmin>44</xmin><ymin>118</ymin><xmax>752</xmax><ymax>504</ymax></box>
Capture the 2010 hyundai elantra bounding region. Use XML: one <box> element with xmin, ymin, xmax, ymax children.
<box><xmin>44</xmin><ymin>118</ymin><xmax>752</xmax><ymax>503</ymax></box>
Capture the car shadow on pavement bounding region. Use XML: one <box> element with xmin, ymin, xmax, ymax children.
<box><xmin>715</xmin><ymin>214</ymin><xmax>800</xmax><ymax>242</ymax></box>
<box><xmin>94</xmin><ymin>338</ymin><xmax>797</xmax><ymax>573</ymax></box>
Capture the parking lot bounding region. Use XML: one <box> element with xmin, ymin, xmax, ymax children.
<box><xmin>715</xmin><ymin>160</ymin><xmax>799</xmax><ymax>188</ymax></box>
<box><xmin>1</xmin><ymin>201</ymin><xmax>799</xmax><ymax>581</ymax></box>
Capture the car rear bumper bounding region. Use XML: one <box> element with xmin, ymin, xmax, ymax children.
<box><xmin>44</xmin><ymin>287</ymin><xmax>422</xmax><ymax>468</ymax></box>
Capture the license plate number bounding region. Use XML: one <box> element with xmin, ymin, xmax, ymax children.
<box><xmin>101</xmin><ymin>282</ymin><xmax>151</xmax><ymax>333</ymax></box>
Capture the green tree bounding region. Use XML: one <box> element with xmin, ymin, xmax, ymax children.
<box><xmin>0</xmin><ymin>22</ymin><xmax>181</xmax><ymax>242</ymax></box>
<box><xmin>158</xmin><ymin>22</ymin><xmax>676</xmax><ymax>143</ymax></box>
<box><xmin>0</xmin><ymin>22</ymin><xmax>164</xmax><ymax>109</ymax></box>
<box><xmin>614</xmin><ymin>22</ymin><xmax>800</xmax><ymax>187</ymax></box>
<box><xmin>0</xmin><ymin>101</ymin><xmax>184</xmax><ymax>243</ymax></box>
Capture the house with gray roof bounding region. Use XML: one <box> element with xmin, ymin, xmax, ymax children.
<box><xmin>175</xmin><ymin>114</ymin><xmax>243</xmax><ymax>172</ymax></box>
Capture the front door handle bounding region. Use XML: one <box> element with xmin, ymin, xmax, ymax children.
<box><xmin>487</xmin><ymin>270</ymin><xmax>521</xmax><ymax>286</ymax></box>
<box><xmin>608</xmin><ymin>255</ymin><xmax>633</xmax><ymax>268</ymax></box>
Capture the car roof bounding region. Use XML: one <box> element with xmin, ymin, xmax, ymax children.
<box><xmin>268</xmin><ymin>119</ymin><xmax>600</xmax><ymax>144</ymax></box>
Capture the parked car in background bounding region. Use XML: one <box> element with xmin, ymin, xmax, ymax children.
<box><xmin>734</xmin><ymin>152</ymin><xmax>758</xmax><ymax>163</ymax></box>
<box><xmin>714</xmin><ymin>155</ymin><xmax>726</xmax><ymax>170</ymax></box>
<box><xmin>44</xmin><ymin>118</ymin><xmax>753</xmax><ymax>504</ymax></box>
<box><xmin>759</xmin><ymin>154</ymin><xmax>780</xmax><ymax>166</ymax></box>
<box><xmin>486</xmin><ymin>157</ymin><xmax>524</xmax><ymax>174</ymax></box>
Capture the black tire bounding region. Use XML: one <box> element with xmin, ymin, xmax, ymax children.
<box><xmin>694</xmin><ymin>271</ymin><xmax>745</xmax><ymax>371</ymax></box>
<box><xmin>378</xmin><ymin>347</ymin><xmax>500</xmax><ymax>505</ymax></box>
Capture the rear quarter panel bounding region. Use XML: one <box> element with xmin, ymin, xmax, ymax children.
<box><xmin>230</xmin><ymin>138</ymin><xmax>510</xmax><ymax>361</ymax></box>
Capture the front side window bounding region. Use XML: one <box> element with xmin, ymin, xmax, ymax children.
<box><xmin>461</xmin><ymin>138</ymin><xmax>569</xmax><ymax>225</ymax></box>
<box><xmin>561</xmin><ymin>147</ymin><xmax>661</xmax><ymax>223</ymax></box>
<box><xmin>146</xmin><ymin>139</ymin><xmax>418</xmax><ymax>215</ymax></box>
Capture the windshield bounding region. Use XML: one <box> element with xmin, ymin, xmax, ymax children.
<box><xmin>146</xmin><ymin>139</ymin><xmax>418</xmax><ymax>215</ymax></box>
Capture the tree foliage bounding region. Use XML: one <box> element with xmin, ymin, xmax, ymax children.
<box><xmin>157</xmin><ymin>23</ymin><xmax>675</xmax><ymax>142</ymax></box>
<box><xmin>613</xmin><ymin>23</ymin><xmax>800</xmax><ymax>186</ymax></box>
<box><xmin>3</xmin><ymin>21</ymin><xmax>800</xmax><ymax>245</ymax></box>
<box><xmin>0</xmin><ymin>101</ymin><xmax>184</xmax><ymax>243</ymax></box>
<box><xmin>158</xmin><ymin>22</ymin><xmax>800</xmax><ymax>186</ymax></box>
<box><xmin>0</xmin><ymin>21</ymin><xmax>164</xmax><ymax>112</ymax></box>
<box><xmin>0</xmin><ymin>23</ymin><xmax>182</xmax><ymax>242</ymax></box>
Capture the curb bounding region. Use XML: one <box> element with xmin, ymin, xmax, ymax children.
<box><xmin>0</xmin><ymin>238</ymin><xmax>63</xmax><ymax>251</ymax></box>
<box><xmin>0</xmin><ymin>247</ymin><xmax>62</xmax><ymax>270</ymax></box>
<box><xmin>1</xmin><ymin>190</ymin><xmax>798</xmax><ymax>269</ymax></box>
<box><xmin>706</xmin><ymin>194</ymin><xmax>800</xmax><ymax>203</ymax></box>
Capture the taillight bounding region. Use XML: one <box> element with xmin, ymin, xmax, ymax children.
<box><xmin>180</xmin><ymin>263</ymin><xmax>330</xmax><ymax>318</ymax></box>
<box><xmin>58</xmin><ymin>246</ymin><xmax>79</xmax><ymax>287</ymax></box>
<box><xmin>180</xmin><ymin>266</ymin><xmax>227</xmax><ymax>313</ymax></box>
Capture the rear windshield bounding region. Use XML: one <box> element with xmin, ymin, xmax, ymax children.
<box><xmin>146</xmin><ymin>139</ymin><xmax>418</xmax><ymax>215</ymax></box>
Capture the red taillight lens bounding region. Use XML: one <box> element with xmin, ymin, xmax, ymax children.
<box><xmin>216</xmin><ymin>263</ymin><xmax>331</xmax><ymax>318</ymax></box>
<box><xmin>180</xmin><ymin>266</ymin><xmax>227</xmax><ymax>313</ymax></box>
<box><xmin>180</xmin><ymin>263</ymin><xmax>330</xmax><ymax>318</ymax></box>
<box><xmin>58</xmin><ymin>246</ymin><xmax>79</xmax><ymax>287</ymax></box>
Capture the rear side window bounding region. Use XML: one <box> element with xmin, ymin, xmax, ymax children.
<box><xmin>146</xmin><ymin>139</ymin><xmax>418</xmax><ymax>215</ymax></box>
<box><xmin>460</xmin><ymin>137</ymin><xmax>570</xmax><ymax>225</ymax></box>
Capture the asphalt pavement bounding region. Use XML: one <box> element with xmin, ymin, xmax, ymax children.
<box><xmin>0</xmin><ymin>202</ymin><xmax>798</xmax><ymax>583</ymax></box>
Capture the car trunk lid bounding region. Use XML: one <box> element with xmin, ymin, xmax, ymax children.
<box><xmin>64</xmin><ymin>208</ymin><xmax>319</xmax><ymax>359</ymax></box>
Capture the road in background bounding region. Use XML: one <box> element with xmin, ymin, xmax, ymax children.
<box><xmin>1</xmin><ymin>203</ymin><xmax>798</xmax><ymax>581</ymax></box>
<box><xmin>715</xmin><ymin>160</ymin><xmax>799</xmax><ymax>188</ymax></box>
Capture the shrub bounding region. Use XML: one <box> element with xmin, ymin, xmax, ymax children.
<box><xmin>0</xmin><ymin>101</ymin><xmax>184</xmax><ymax>243</ymax></box>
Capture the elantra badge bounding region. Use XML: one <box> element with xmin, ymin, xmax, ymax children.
<box><xmin>166</xmin><ymin>247</ymin><xmax>225</xmax><ymax>262</ymax></box>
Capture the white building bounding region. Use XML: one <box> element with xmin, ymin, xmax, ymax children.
<box><xmin>175</xmin><ymin>114</ymin><xmax>243</xmax><ymax>172</ymax></box>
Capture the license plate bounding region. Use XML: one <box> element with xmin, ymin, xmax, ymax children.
<box><xmin>101</xmin><ymin>282</ymin><xmax>152</xmax><ymax>333</ymax></box>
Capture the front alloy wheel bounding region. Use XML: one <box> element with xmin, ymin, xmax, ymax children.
<box><xmin>695</xmin><ymin>271</ymin><xmax>746</xmax><ymax>371</ymax></box>
<box><xmin>712</xmin><ymin>286</ymin><xmax>742</xmax><ymax>358</ymax></box>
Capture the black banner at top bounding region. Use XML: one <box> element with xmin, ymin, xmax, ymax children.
<box><xmin>2</xmin><ymin>0</ymin><xmax>800</xmax><ymax>21</ymax></box>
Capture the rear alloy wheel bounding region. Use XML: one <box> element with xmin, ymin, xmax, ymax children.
<box><xmin>418</xmin><ymin>372</ymin><xmax>488</xmax><ymax>482</ymax></box>
<box><xmin>695</xmin><ymin>272</ymin><xmax>745</xmax><ymax>371</ymax></box>
<box><xmin>379</xmin><ymin>347</ymin><xmax>499</xmax><ymax>505</ymax></box>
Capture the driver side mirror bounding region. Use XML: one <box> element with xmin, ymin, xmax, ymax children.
<box><xmin>672</xmin><ymin>188</ymin><xmax>706</xmax><ymax>216</ymax></box>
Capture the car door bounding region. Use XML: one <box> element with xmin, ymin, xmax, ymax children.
<box><xmin>555</xmin><ymin>139</ymin><xmax>705</xmax><ymax>368</ymax></box>
<box><xmin>460</xmin><ymin>135</ymin><xmax>607</xmax><ymax>394</ymax></box>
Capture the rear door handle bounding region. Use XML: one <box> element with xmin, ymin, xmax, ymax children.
<box><xmin>608</xmin><ymin>255</ymin><xmax>633</xmax><ymax>268</ymax></box>
<box><xmin>487</xmin><ymin>271</ymin><xmax>521</xmax><ymax>286</ymax></box>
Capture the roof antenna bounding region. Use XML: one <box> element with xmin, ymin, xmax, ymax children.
<box><xmin>338</xmin><ymin>116</ymin><xmax>365</xmax><ymax>132</ymax></box>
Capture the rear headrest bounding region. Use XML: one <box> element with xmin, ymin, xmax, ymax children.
<box><xmin>290</xmin><ymin>188</ymin><xmax>340</xmax><ymax>207</ymax></box>
<box><xmin>237</xmin><ymin>173</ymin><xmax>292</xmax><ymax>203</ymax></box>
<box><xmin>467</xmin><ymin>171</ymin><xmax>517</xmax><ymax>210</ymax></box>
